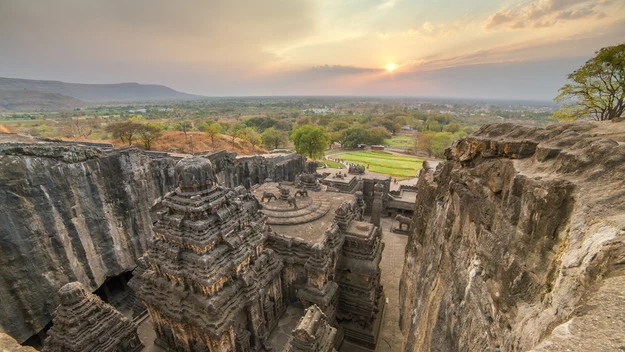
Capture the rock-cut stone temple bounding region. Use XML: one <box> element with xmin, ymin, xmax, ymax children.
<box><xmin>130</xmin><ymin>156</ymin><xmax>285</xmax><ymax>351</ymax></box>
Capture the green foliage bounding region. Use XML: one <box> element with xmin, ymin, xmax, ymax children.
<box><xmin>33</xmin><ymin>124</ymin><xmax>55</xmax><ymax>138</ymax></box>
<box><xmin>555</xmin><ymin>43</ymin><xmax>625</xmax><ymax>121</ymax></box>
<box><xmin>343</xmin><ymin>126</ymin><xmax>371</xmax><ymax>148</ymax></box>
<box><xmin>261</xmin><ymin>127</ymin><xmax>289</xmax><ymax>150</ymax></box>
<box><xmin>203</xmin><ymin>123</ymin><xmax>222</xmax><ymax>146</ymax></box>
<box><xmin>239</xmin><ymin>127</ymin><xmax>261</xmax><ymax>153</ymax></box>
<box><xmin>416</xmin><ymin>132</ymin><xmax>435</xmax><ymax>157</ymax></box>
<box><xmin>330</xmin><ymin>120</ymin><xmax>350</xmax><ymax>131</ymax></box>
<box><xmin>291</xmin><ymin>125</ymin><xmax>330</xmax><ymax>159</ymax></box>
<box><xmin>106</xmin><ymin>121</ymin><xmax>143</xmax><ymax>146</ymax></box>
<box><xmin>138</xmin><ymin>123</ymin><xmax>163</xmax><ymax>150</ymax></box>
<box><xmin>424</xmin><ymin>118</ymin><xmax>442</xmax><ymax>132</ymax></box>
<box><xmin>443</xmin><ymin>123</ymin><xmax>462</xmax><ymax>133</ymax></box>
<box><xmin>226</xmin><ymin>122</ymin><xmax>247</xmax><ymax>148</ymax></box>
<box><xmin>368</xmin><ymin>126</ymin><xmax>391</xmax><ymax>145</ymax></box>
<box><xmin>431</xmin><ymin>132</ymin><xmax>455</xmax><ymax>158</ymax></box>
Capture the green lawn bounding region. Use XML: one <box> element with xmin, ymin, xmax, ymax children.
<box><xmin>383</xmin><ymin>134</ymin><xmax>414</xmax><ymax>147</ymax></box>
<box><xmin>327</xmin><ymin>150</ymin><xmax>422</xmax><ymax>179</ymax></box>
<box><xmin>322</xmin><ymin>160</ymin><xmax>345</xmax><ymax>169</ymax></box>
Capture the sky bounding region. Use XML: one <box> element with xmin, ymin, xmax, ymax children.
<box><xmin>0</xmin><ymin>0</ymin><xmax>624</xmax><ymax>100</ymax></box>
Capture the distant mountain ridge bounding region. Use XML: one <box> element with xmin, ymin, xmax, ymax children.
<box><xmin>0</xmin><ymin>89</ymin><xmax>87</xmax><ymax>111</ymax></box>
<box><xmin>0</xmin><ymin>77</ymin><xmax>202</xmax><ymax>103</ymax></box>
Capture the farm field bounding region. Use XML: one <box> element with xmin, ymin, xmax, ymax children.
<box><xmin>327</xmin><ymin>150</ymin><xmax>422</xmax><ymax>179</ymax></box>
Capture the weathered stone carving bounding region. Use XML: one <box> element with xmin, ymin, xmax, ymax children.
<box><xmin>370</xmin><ymin>183</ymin><xmax>384</xmax><ymax>229</ymax></box>
<box><xmin>262</xmin><ymin>191</ymin><xmax>278</xmax><ymax>202</ymax></box>
<box><xmin>297</xmin><ymin>173</ymin><xmax>321</xmax><ymax>192</ymax></box>
<box><xmin>394</xmin><ymin>214</ymin><xmax>411</xmax><ymax>231</ymax></box>
<box><xmin>287</xmin><ymin>196</ymin><xmax>298</xmax><ymax>208</ymax></box>
<box><xmin>294</xmin><ymin>187</ymin><xmax>308</xmax><ymax>198</ymax></box>
<box><xmin>130</xmin><ymin>156</ymin><xmax>285</xmax><ymax>352</ymax></box>
<box><xmin>283</xmin><ymin>305</ymin><xmax>337</xmax><ymax>352</ymax></box>
<box><xmin>42</xmin><ymin>282</ymin><xmax>143</xmax><ymax>352</ymax></box>
<box><xmin>348</xmin><ymin>164</ymin><xmax>365</xmax><ymax>175</ymax></box>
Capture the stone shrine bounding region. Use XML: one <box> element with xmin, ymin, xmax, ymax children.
<box><xmin>130</xmin><ymin>156</ymin><xmax>284</xmax><ymax>352</ymax></box>
<box><xmin>41</xmin><ymin>282</ymin><xmax>143</xmax><ymax>352</ymax></box>
<box><xmin>282</xmin><ymin>305</ymin><xmax>337</xmax><ymax>352</ymax></box>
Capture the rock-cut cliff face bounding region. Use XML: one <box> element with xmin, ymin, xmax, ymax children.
<box><xmin>0</xmin><ymin>143</ymin><xmax>175</xmax><ymax>343</ymax></box>
<box><xmin>399</xmin><ymin>122</ymin><xmax>625</xmax><ymax>351</ymax></box>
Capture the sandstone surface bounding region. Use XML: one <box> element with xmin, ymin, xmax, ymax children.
<box><xmin>399</xmin><ymin>122</ymin><xmax>625</xmax><ymax>351</ymax></box>
<box><xmin>0</xmin><ymin>140</ymin><xmax>175</xmax><ymax>343</ymax></box>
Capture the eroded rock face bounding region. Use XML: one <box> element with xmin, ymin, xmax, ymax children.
<box><xmin>399</xmin><ymin>122</ymin><xmax>625</xmax><ymax>351</ymax></box>
<box><xmin>0</xmin><ymin>143</ymin><xmax>175</xmax><ymax>343</ymax></box>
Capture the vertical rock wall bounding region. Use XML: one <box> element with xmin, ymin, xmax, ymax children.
<box><xmin>0</xmin><ymin>144</ymin><xmax>175</xmax><ymax>343</ymax></box>
<box><xmin>205</xmin><ymin>151</ymin><xmax>306</xmax><ymax>188</ymax></box>
<box><xmin>399</xmin><ymin>123</ymin><xmax>625</xmax><ymax>351</ymax></box>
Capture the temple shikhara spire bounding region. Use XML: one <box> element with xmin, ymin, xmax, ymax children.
<box><xmin>130</xmin><ymin>156</ymin><xmax>285</xmax><ymax>351</ymax></box>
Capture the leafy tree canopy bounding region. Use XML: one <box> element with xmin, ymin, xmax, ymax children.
<box><xmin>342</xmin><ymin>126</ymin><xmax>371</xmax><ymax>148</ymax></box>
<box><xmin>291</xmin><ymin>125</ymin><xmax>330</xmax><ymax>159</ymax></box>
<box><xmin>555</xmin><ymin>43</ymin><xmax>625</xmax><ymax>121</ymax></box>
<box><xmin>261</xmin><ymin>127</ymin><xmax>289</xmax><ymax>150</ymax></box>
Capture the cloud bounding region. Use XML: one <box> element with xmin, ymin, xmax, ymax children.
<box><xmin>401</xmin><ymin>20</ymin><xmax>469</xmax><ymax>38</ymax></box>
<box><xmin>484</xmin><ymin>0</ymin><xmax>609</xmax><ymax>30</ymax></box>
<box><xmin>310</xmin><ymin>65</ymin><xmax>383</xmax><ymax>76</ymax></box>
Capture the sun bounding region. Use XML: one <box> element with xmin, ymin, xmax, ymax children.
<box><xmin>386</xmin><ymin>63</ymin><xmax>397</xmax><ymax>72</ymax></box>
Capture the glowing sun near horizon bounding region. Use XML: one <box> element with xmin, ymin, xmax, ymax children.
<box><xmin>386</xmin><ymin>63</ymin><xmax>397</xmax><ymax>72</ymax></box>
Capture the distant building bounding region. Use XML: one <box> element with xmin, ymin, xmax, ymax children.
<box><xmin>371</xmin><ymin>145</ymin><xmax>384</xmax><ymax>150</ymax></box>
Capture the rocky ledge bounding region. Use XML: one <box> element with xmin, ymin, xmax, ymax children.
<box><xmin>399</xmin><ymin>122</ymin><xmax>625</xmax><ymax>351</ymax></box>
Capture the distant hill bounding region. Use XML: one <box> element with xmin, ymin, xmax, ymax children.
<box><xmin>0</xmin><ymin>77</ymin><xmax>202</xmax><ymax>103</ymax></box>
<box><xmin>0</xmin><ymin>89</ymin><xmax>87</xmax><ymax>111</ymax></box>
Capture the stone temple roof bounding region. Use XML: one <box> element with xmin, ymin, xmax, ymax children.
<box><xmin>42</xmin><ymin>282</ymin><xmax>143</xmax><ymax>352</ymax></box>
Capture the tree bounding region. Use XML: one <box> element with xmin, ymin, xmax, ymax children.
<box><xmin>431</xmin><ymin>132</ymin><xmax>455</xmax><ymax>158</ymax></box>
<box><xmin>415</xmin><ymin>132</ymin><xmax>435</xmax><ymax>157</ymax></box>
<box><xmin>229</xmin><ymin>123</ymin><xmax>246</xmax><ymax>148</ymax></box>
<box><xmin>330</xmin><ymin>120</ymin><xmax>350</xmax><ymax>132</ymax></box>
<box><xmin>171</xmin><ymin>109</ymin><xmax>192</xmax><ymax>138</ymax></box>
<box><xmin>106</xmin><ymin>121</ymin><xmax>142</xmax><ymax>146</ymax></box>
<box><xmin>342</xmin><ymin>127</ymin><xmax>371</xmax><ymax>148</ymax></box>
<box><xmin>203</xmin><ymin>123</ymin><xmax>222</xmax><ymax>149</ymax></box>
<box><xmin>291</xmin><ymin>125</ymin><xmax>330</xmax><ymax>159</ymax></box>
<box><xmin>368</xmin><ymin>126</ymin><xmax>391</xmax><ymax>145</ymax></box>
<box><xmin>261</xmin><ymin>127</ymin><xmax>289</xmax><ymax>150</ymax></box>
<box><xmin>424</xmin><ymin>118</ymin><xmax>442</xmax><ymax>132</ymax></box>
<box><xmin>239</xmin><ymin>127</ymin><xmax>261</xmax><ymax>154</ymax></box>
<box><xmin>137</xmin><ymin>123</ymin><xmax>163</xmax><ymax>150</ymax></box>
<box><xmin>443</xmin><ymin>123</ymin><xmax>462</xmax><ymax>134</ymax></box>
<box><xmin>555</xmin><ymin>43</ymin><xmax>625</xmax><ymax>121</ymax></box>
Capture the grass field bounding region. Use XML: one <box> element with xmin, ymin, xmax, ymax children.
<box><xmin>383</xmin><ymin>134</ymin><xmax>414</xmax><ymax>147</ymax></box>
<box><xmin>328</xmin><ymin>150</ymin><xmax>422</xmax><ymax>179</ymax></box>
<box><xmin>322</xmin><ymin>160</ymin><xmax>345</xmax><ymax>169</ymax></box>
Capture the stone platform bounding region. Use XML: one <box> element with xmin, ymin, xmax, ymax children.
<box><xmin>252</xmin><ymin>183</ymin><xmax>354</xmax><ymax>244</ymax></box>
<box><xmin>253</xmin><ymin>184</ymin><xmax>332</xmax><ymax>226</ymax></box>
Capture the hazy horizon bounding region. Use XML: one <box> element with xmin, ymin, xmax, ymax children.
<box><xmin>1</xmin><ymin>0</ymin><xmax>623</xmax><ymax>100</ymax></box>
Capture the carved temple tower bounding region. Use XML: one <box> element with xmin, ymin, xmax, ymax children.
<box><xmin>130</xmin><ymin>156</ymin><xmax>284</xmax><ymax>352</ymax></box>
<box><xmin>42</xmin><ymin>282</ymin><xmax>143</xmax><ymax>352</ymax></box>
